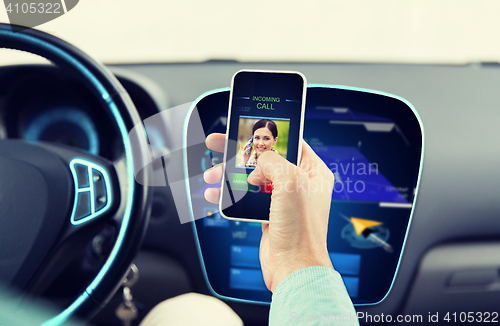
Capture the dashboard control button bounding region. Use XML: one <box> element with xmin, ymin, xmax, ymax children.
<box><xmin>69</xmin><ymin>159</ymin><xmax>112</xmax><ymax>225</ymax></box>
<box><xmin>75</xmin><ymin>191</ymin><xmax>91</xmax><ymax>221</ymax></box>
<box><xmin>74</xmin><ymin>163</ymin><xmax>90</xmax><ymax>188</ymax></box>
<box><xmin>93</xmin><ymin>169</ymin><xmax>107</xmax><ymax>211</ymax></box>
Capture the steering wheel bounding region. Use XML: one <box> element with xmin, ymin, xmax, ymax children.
<box><xmin>0</xmin><ymin>24</ymin><xmax>151</xmax><ymax>323</ymax></box>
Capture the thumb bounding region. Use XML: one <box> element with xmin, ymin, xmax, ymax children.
<box><xmin>247</xmin><ymin>151</ymin><xmax>294</xmax><ymax>186</ymax></box>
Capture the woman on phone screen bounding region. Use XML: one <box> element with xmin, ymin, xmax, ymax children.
<box><xmin>239</xmin><ymin>119</ymin><xmax>278</xmax><ymax>167</ymax></box>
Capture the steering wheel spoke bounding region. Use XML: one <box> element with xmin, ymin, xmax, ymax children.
<box><xmin>40</xmin><ymin>142</ymin><xmax>121</xmax><ymax>227</ymax></box>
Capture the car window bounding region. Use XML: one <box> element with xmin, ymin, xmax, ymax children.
<box><xmin>1</xmin><ymin>1</ymin><xmax>500</xmax><ymax>65</ymax></box>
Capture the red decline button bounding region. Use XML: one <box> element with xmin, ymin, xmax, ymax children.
<box><xmin>261</xmin><ymin>182</ymin><xmax>274</xmax><ymax>193</ymax></box>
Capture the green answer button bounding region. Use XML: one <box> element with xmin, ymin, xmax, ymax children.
<box><xmin>228</xmin><ymin>173</ymin><xmax>260</xmax><ymax>192</ymax></box>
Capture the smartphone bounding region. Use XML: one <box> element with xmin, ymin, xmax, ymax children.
<box><xmin>245</xmin><ymin>135</ymin><xmax>254</xmax><ymax>155</ymax></box>
<box><xmin>219</xmin><ymin>70</ymin><xmax>307</xmax><ymax>223</ymax></box>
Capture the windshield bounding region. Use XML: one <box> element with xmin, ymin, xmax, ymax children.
<box><xmin>1</xmin><ymin>1</ymin><xmax>500</xmax><ymax>65</ymax></box>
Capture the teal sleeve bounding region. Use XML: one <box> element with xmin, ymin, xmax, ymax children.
<box><xmin>269</xmin><ymin>266</ymin><xmax>359</xmax><ymax>325</ymax></box>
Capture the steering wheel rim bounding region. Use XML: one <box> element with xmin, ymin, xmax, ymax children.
<box><xmin>0</xmin><ymin>24</ymin><xmax>150</xmax><ymax>323</ymax></box>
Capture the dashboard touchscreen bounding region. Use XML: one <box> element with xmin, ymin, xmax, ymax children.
<box><xmin>186</xmin><ymin>86</ymin><xmax>423</xmax><ymax>304</ymax></box>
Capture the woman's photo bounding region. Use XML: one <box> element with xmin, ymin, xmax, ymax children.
<box><xmin>236</xmin><ymin>117</ymin><xmax>290</xmax><ymax>167</ymax></box>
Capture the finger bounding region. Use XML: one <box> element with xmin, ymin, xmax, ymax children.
<box><xmin>203</xmin><ymin>163</ymin><xmax>223</xmax><ymax>184</ymax></box>
<box><xmin>247</xmin><ymin>151</ymin><xmax>294</xmax><ymax>185</ymax></box>
<box><xmin>204</xmin><ymin>187</ymin><xmax>221</xmax><ymax>204</ymax></box>
<box><xmin>300</xmin><ymin>140</ymin><xmax>334</xmax><ymax>188</ymax></box>
<box><xmin>206</xmin><ymin>133</ymin><xmax>226</xmax><ymax>153</ymax></box>
<box><xmin>299</xmin><ymin>140</ymin><xmax>331</xmax><ymax>176</ymax></box>
<box><xmin>299</xmin><ymin>140</ymin><xmax>323</xmax><ymax>167</ymax></box>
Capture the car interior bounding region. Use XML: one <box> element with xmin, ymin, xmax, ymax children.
<box><xmin>1</xmin><ymin>3</ymin><xmax>500</xmax><ymax>325</ymax></box>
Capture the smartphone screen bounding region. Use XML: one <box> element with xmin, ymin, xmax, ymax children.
<box><xmin>220</xmin><ymin>70</ymin><xmax>307</xmax><ymax>222</ymax></box>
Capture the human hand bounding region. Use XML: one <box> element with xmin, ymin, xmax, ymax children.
<box><xmin>204</xmin><ymin>133</ymin><xmax>334</xmax><ymax>292</ymax></box>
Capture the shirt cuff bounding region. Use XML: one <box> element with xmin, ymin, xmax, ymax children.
<box><xmin>269</xmin><ymin>266</ymin><xmax>359</xmax><ymax>325</ymax></box>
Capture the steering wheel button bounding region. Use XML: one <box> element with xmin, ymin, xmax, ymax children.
<box><xmin>75</xmin><ymin>191</ymin><xmax>91</xmax><ymax>221</ymax></box>
<box><xmin>75</xmin><ymin>163</ymin><xmax>90</xmax><ymax>188</ymax></box>
<box><xmin>93</xmin><ymin>169</ymin><xmax>107</xmax><ymax>211</ymax></box>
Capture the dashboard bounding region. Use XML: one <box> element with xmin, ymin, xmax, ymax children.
<box><xmin>1</xmin><ymin>65</ymin><xmax>115</xmax><ymax>158</ymax></box>
<box><xmin>0</xmin><ymin>65</ymin><xmax>163</xmax><ymax>160</ymax></box>
<box><xmin>186</xmin><ymin>86</ymin><xmax>423</xmax><ymax>305</ymax></box>
<box><xmin>1</xmin><ymin>62</ymin><xmax>499</xmax><ymax>325</ymax></box>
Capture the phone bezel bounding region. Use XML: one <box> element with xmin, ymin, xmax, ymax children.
<box><xmin>219</xmin><ymin>69</ymin><xmax>307</xmax><ymax>223</ymax></box>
